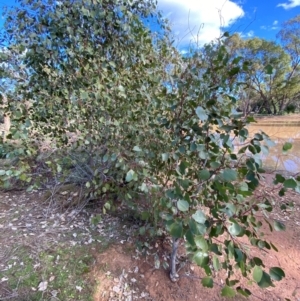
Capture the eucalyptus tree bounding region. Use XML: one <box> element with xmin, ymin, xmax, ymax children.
<box><xmin>277</xmin><ymin>14</ymin><xmax>300</xmax><ymax>112</ymax></box>
<box><xmin>0</xmin><ymin>0</ymin><xmax>297</xmax><ymax>298</ymax></box>
<box><xmin>224</xmin><ymin>34</ymin><xmax>300</xmax><ymax>115</ymax></box>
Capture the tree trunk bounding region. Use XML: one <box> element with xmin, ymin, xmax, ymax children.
<box><xmin>0</xmin><ymin>92</ymin><xmax>10</xmax><ymax>141</ymax></box>
<box><xmin>2</xmin><ymin>114</ymin><xmax>11</xmax><ymax>142</ymax></box>
<box><xmin>170</xmin><ymin>237</ymin><xmax>180</xmax><ymax>282</ymax></box>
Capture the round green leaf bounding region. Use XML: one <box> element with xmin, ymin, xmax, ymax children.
<box><xmin>253</xmin><ymin>265</ymin><xmax>263</xmax><ymax>283</ymax></box>
<box><xmin>253</xmin><ymin>257</ymin><xmax>263</xmax><ymax>266</ymax></box>
<box><xmin>282</xmin><ymin>142</ymin><xmax>293</xmax><ymax>152</ymax></box>
<box><xmin>195</xmin><ymin>106</ymin><xmax>208</xmax><ymax>121</ymax></box>
<box><xmin>275</xmin><ymin>173</ymin><xmax>285</xmax><ymax>184</ymax></box>
<box><xmin>221</xmin><ymin>169</ymin><xmax>237</xmax><ymax>182</ymax></box>
<box><xmin>125</xmin><ymin>170</ymin><xmax>134</xmax><ymax>182</ymax></box>
<box><xmin>269</xmin><ymin>267</ymin><xmax>285</xmax><ymax>281</ymax></box>
<box><xmin>228</xmin><ymin>223</ymin><xmax>241</xmax><ymax>236</ymax></box>
<box><xmin>185</xmin><ymin>230</ymin><xmax>196</xmax><ymax>246</ymax></box>
<box><xmin>192</xmin><ymin>210</ymin><xmax>206</xmax><ymax>224</ymax></box>
<box><xmin>177</xmin><ymin>199</ymin><xmax>189</xmax><ymax>212</ymax></box>
<box><xmin>169</xmin><ymin>221</ymin><xmax>183</xmax><ymax>238</ymax></box>
<box><xmin>201</xmin><ymin>277</ymin><xmax>213</xmax><ymax>288</ymax></box>
<box><xmin>239</xmin><ymin>182</ymin><xmax>248</xmax><ymax>191</ymax></box>
<box><xmin>161</xmin><ymin>153</ymin><xmax>169</xmax><ymax>161</ymax></box>
<box><xmin>257</xmin><ymin>271</ymin><xmax>274</xmax><ymax>288</ymax></box>
<box><xmin>126</xmin><ymin>169</ymin><xmax>136</xmax><ymax>182</ymax></box>
<box><xmin>133</xmin><ymin>146</ymin><xmax>142</xmax><ymax>152</ymax></box>
<box><xmin>193</xmin><ymin>251</ymin><xmax>209</xmax><ymax>267</ymax></box>
<box><xmin>283</xmin><ymin>178</ymin><xmax>297</xmax><ymax>189</ymax></box>
<box><xmin>224</xmin><ymin>204</ymin><xmax>236</xmax><ymax>217</ymax></box>
<box><xmin>194</xmin><ymin>236</ymin><xmax>208</xmax><ymax>252</ymax></box>
<box><xmin>221</xmin><ymin>285</ymin><xmax>236</xmax><ymax>297</ymax></box>
<box><xmin>199</xmin><ymin>169</ymin><xmax>210</xmax><ymax>180</ymax></box>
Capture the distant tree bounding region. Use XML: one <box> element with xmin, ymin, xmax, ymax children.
<box><xmin>278</xmin><ymin>14</ymin><xmax>300</xmax><ymax>112</ymax></box>
<box><xmin>225</xmin><ymin>35</ymin><xmax>300</xmax><ymax>114</ymax></box>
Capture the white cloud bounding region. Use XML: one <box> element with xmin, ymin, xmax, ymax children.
<box><xmin>260</xmin><ymin>21</ymin><xmax>279</xmax><ymax>31</ymax></box>
<box><xmin>277</xmin><ymin>0</ymin><xmax>300</xmax><ymax>9</ymax></box>
<box><xmin>157</xmin><ymin>0</ymin><xmax>244</xmax><ymax>45</ymax></box>
<box><xmin>239</xmin><ymin>30</ymin><xmax>254</xmax><ymax>38</ymax></box>
<box><xmin>246</xmin><ymin>30</ymin><xmax>254</xmax><ymax>37</ymax></box>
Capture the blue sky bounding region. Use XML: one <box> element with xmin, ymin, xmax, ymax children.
<box><xmin>1</xmin><ymin>0</ymin><xmax>300</xmax><ymax>46</ymax></box>
<box><xmin>155</xmin><ymin>0</ymin><xmax>300</xmax><ymax>46</ymax></box>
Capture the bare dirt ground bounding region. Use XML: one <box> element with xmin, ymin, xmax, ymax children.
<box><xmin>0</xmin><ymin>174</ymin><xmax>300</xmax><ymax>301</ymax></box>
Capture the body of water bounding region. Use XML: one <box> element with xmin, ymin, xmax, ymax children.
<box><xmin>248</xmin><ymin>115</ymin><xmax>300</xmax><ymax>173</ymax></box>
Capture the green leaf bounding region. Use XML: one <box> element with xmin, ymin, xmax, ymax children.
<box><xmin>237</xmin><ymin>287</ymin><xmax>251</xmax><ymax>297</ymax></box>
<box><xmin>213</xmin><ymin>255</ymin><xmax>221</xmax><ymax>271</ymax></box>
<box><xmin>283</xmin><ymin>178</ymin><xmax>297</xmax><ymax>189</ymax></box>
<box><xmin>169</xmin><ymin>221</ymin><xmax>183</xmax><ymax>238</ymax></box>
<box><xmin>265</xmin><ymin>64</ymin><xmax>273</xmax><ymax>75</ymax></box>
<box><xmin>253</xmin><ymin>257</ymin><xmax>264</xmax><ymax>266</ymax></box>
<box><xmin>193</xmin><ymin>251</ymin><xmax>209</xmax><ymax>267</ymax></box>
<box><xmin>203</xmin><ymin>264</ymin><xmax>212</xmax><ymax>276</ymax></box>
<box><xmin>57</xmin><ymin>164</ymin><xmax>62</xmax><ymax>173</ymax></box>
<box><xmin>133</xmin><ymin>146</ymin><xmax>142</xmax><ymax>152</ymax></box>
<box><xmin>0</xmin><ymin>170</ymin><xmax>6</xmax><ymax>176</ymax></box>
<box><xmin>270</xmin><ymin>242</ymin><xmax>278</xmax><ymax>252</ymax></box>
<box><xmin>282</xmin><ymin>142</ymin><xmax>293</xmax><ymax>152</ymax></box>
<box><xmin>269</xmin><ymin>267</ymin><xmax>285</xmax><ymax>281</ymax></box>
<box><xmin>221</xmin><ymin>286</ymin><xmax>236</xmax><ymax>297</ymax></box>
<box><xmin>179</xmin><ymin>179</ymin><xmax>190</xmax><ymax>189</ymax></box>
<box><xmin>257</xmin><ymin>271</ymin><xmax>274</xmax><ymax>288</ymax></box>
<box><xmin>234</xmin><ymin>248</ymin><xmax>244</xmax><ymax>262</ymax></box>
<box><xmin>228</xmin><ymin>66</ymin><xmax>240</xmax><ymax>76</ymax></box>
<box><xmin>177</xmin><ymin>199</ymin><xmax>189</xmax><ymax>212</ymax></box>
<box><xmin>201</xmin><ymin>277</ymin><xmax>213</xmax><ymax>288</ymax></box>
<box><xmin>224</xmin><ymin>204</ymin><xmax>236</xmax><ymax>217</ymax></box>
<box><xmin>179</xmin><ymin>161</ymin><xmax>189</xmax><ymax>175</ymax></box>
<box><xmin>162</xmin><ymin>153</ymin><xmax>169</xmax><ymax>161</ymax></box>
<box><xmin>257</xmin><ymin>240</ymin><xmax>266</xmax><ymax>249</ymax></box>
<box><xmin>274</xmin><ymin>220</ymin><xmax>286</xmax><ymax>231</ymax></box>
<box><xmin>221</xmin><ymin>169</ymin><xmax>237</xmax><ymax>182</ymax></box>
<box><xmin>210</xmin><ymin>161</ymin><xmax>221</xmax><ymax>169</ymax></box>
<box><xmin>239</xmin><ymin>182</ymin><xmax>248</xmax><ymax>191</ymax></box>
<box><xmin>253</xmin><ymin>265</ymin><xmax>263</xmax><ymax>283</ymax></box>
<box><xmin>279</xmin><ymin>188</ymin><xmax>286</xmax><ymax>196</ymax></box>
<box><xmin>210</xmin><ymin>243</ymin><xmax>222</xmax><ymax>255</ymax></box>
<box><xmin>199</xmin><ymin>169</ymin><xmax>210</xmax><ymax>180</ymax></box>
<box><xmin>228</xmin><ymin>223</ymin><xmax>242</xmax><ymax>236</ymax></box>
<box><xmin>139</xmin><ymin>226</ymin><xmax>146</xmax><ymax>235</ymax></box>
<box><xmin>195</xmin><ymin>106</ymin><xmax>208</xmax><ymax>121</ymax></box>
<box><xmin>274</xmin><ymin>173</ymin><xmax>285</xmax><ymax>184</ymax></box>
<box><xmin>185</xmin><ymin>230</ymin><xmax>196</xmax><ymax>246</ymax></box>
<box><xmin>192</xmin><ymin>210</ymin><xmax>206</xmax><ymax>224</ymax></box>
<box><xmin>125</xmin><ymin>169</ymin><xmax>135</xmax><ymax>182</ymax></box>
<box><xmin>194</xmin><ymin>236</ymin><xmax>208</xmax><ymax>252</ymax></box>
